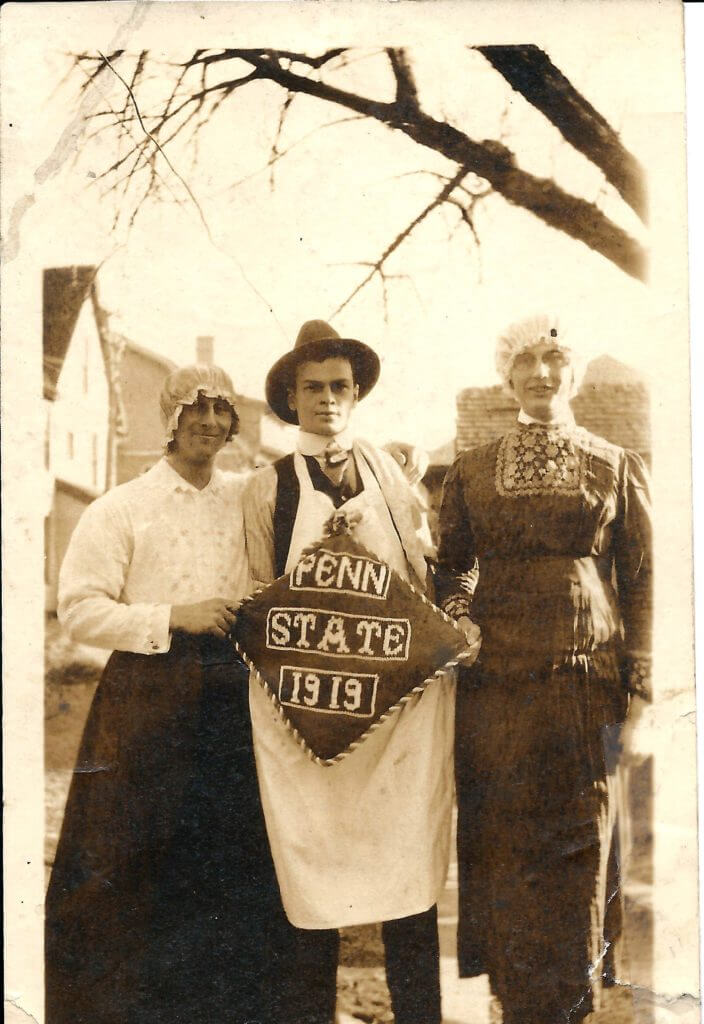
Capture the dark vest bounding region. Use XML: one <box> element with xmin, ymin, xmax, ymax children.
<box><xmin>272</xmin><ymin>455</ymin><xmax>300</xmax><ymax>578</ymax></box>
<box><xmin>272</xmin><ymin>452</ymin><xmax>421</xmax><ymax>586</ymax></box>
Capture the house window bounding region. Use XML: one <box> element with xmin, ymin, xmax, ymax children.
<box><xmin>83</xmin><ymin>335</ymin><xmax>90</xmax><ymax>393</ymax></box>
<box><xmin>92</xmin><ymin>434</ymin><xmax>98</xmax><ymax>487</ymax></box>
<box><xmin>67</xmin><ymin>432</ymin><xmax>74</xmax><ymax>459</ymax></box>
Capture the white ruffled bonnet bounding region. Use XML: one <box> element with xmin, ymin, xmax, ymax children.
<box><xmin>495</xmin><ymin>314</ymin><xmax>586</xmax><ymax>396</ymax></box>
<box><xmin>159</xmin><ymin>364</ymin><xmax>238</xmax><ymax>448</ymax></box>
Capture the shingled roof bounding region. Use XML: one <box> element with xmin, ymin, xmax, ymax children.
<box><xmin>455</xmin><ymin>355</ymin><xmax>650</xmax><ymax>461</ymax></box>
<box><xmin>43</xmin><ymin>266</ymin><xmax>98</xmax><ymax>400</ymax></box>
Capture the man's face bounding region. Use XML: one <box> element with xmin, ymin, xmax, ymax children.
<box><xmin>171</xmin><ymin>392</ymin><xmax>233</xmax><ymax>463</ymax></box>
<box><xmin>288</xmin><ymin>357</ymin><xmax>359</xmax><ymax>436</ymax></box>
<box><xmin>510</xmin><ymin>341</ymin><xmax>574</xmax><ymax>421</ymax></box>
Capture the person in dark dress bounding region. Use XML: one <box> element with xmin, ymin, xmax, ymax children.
<box><xmin>436</xmin><ymin>315</ymin><xmax>652</xmax><ymax>1024</ymax></box>
<box><xmin>45</xmin><ymin>365</ymin><xmax>286</xmax><ymax>1024</ymax></box>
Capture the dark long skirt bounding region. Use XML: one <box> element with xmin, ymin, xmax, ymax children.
<box><xmin>45</xmin><ymin>635</ymin><xmax>286</xmax><ymax>1024</ymax></box>
<box><xmin>455</xmin><ymin>653</ymin><xmax>629</xmax><ymax>1024</ymax></box>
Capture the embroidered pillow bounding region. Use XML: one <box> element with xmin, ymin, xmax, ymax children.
<box><xmin>233</xmin><ymin>532</ymin><xmax>465</xmax><ymax>765</ymax></box>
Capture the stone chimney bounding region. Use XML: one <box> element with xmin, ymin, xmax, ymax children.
<box><xmin>196</xmin><ymin>335</ymin><xmax>214</xmax><ymax>365</ymax></box>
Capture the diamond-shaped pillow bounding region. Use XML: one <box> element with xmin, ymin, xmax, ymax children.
<box><xmin>233</xmin><ymin>532</ymin><xmax>465</xmax><ymax>765</ymax></box>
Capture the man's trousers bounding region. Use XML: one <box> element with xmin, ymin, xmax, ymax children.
<box><xmin>271</xmin><ymin>905</ymin><xmax>442</xmax><ymax>1024</ymax></box>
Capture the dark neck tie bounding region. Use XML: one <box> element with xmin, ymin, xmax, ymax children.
<box><xmin>321</xmin><ymin>440</ymin><xmax>350</xmax><ymax>487</ymax></box>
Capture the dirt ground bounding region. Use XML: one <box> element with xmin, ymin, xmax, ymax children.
<box><xmin>45</xmin><ymin>615</ymin><xmax>648</xmax><ymax>1023</ymax></box>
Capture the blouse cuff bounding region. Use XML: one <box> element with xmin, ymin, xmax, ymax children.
<box><xmin>144</xmin><ymin>604</ymin><xmax>172</xmax><ymax>655</ymax></box>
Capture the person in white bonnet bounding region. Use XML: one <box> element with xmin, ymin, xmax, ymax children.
<box><xmin>494</xmin><ymin>312</ymin><xmax>587</xmax><ymax>407</ymax></box>
<box><xmin>437</xmin><ymin>314</ymin><xmax>652</xmax><ymax>1024</ymax></box>
<box><xmin>46</xmin><ymin>364</ymin><xmax>286</xmax><ymax>1024</ymax></box>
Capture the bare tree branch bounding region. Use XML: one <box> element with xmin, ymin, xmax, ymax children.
<box><xmin>202</xmin><ymin>48</ymin><xmax>349</xmax><ymax>70</ymax></box>
<box><xmin>225</xmin><ymin>114</ymin><xmax>366</xmax><ymax>194</ymax></box>
<box><xmin>121</xmin><ymin>51</ymin><xmax>147</xmax><ymax>117</ymax></box>
<box><xmin>73</xmin><ymin>46</ymin><xmax>648</xmax><ymax>285</ymax></box>
<box><xmin>217</xmin><ymin>49</ymin><xmax>646</xmax><ymax>280</ymax></box>
<box><xmin>387</xmin><ymin>168</ymin><xmax>489</xmax><ymax>200</ymax></box>
<box><xmin>97</xmin><ymin>50</ymin><xmax>214</xmax><ymax>240</ymax></box>
<box><xmin>75</xmin><ymin>49</ymin><xmax>123</xmax><ymax>92</ymax></box>
<box><xmin>329</xmin><ymin>166</ymin><xmax>473</xmax><ymax>318</ymax></box>
<box><xmin>269</xmin><ymin>92</ymin><xmax>295</xmax><ymax>190</ymax></box>
<box><xmin>71</xmin><ymin>51</ymin><xmax>285</xmax><ymax>331</ymax></box>
<box><xmin>476</xmin><ymin>44</ymin><xmax>647</xmax><ymax>222</ymax></box>
<box><xmin>159</xmin><ymin>57</ymin><xmax>194</xmax><ymax>127</ymax></box>
<box><xmin>447</xmin><ymin>192</ymin><xmax>487</xmax><ymax>249</ymax></box>
<box><xmin>386</xmin><ymin>48</ymin><xmax>420</xmax><ymax>114</ymax></box>
<box><xmin>156</xmin><ymin>71</ymin><xmax>261</xmax><ymax>133</ymax></box>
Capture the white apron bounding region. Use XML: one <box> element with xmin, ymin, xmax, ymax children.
<box><xmin>249</xmin><ymin>448</ymin><xmax>456</xmax><ymax>929</ymax></box>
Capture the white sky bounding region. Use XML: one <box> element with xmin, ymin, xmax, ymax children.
<box><xmin>2</xmin><ymin>3</ymin><xmax>682</xmax><ymax>449</ymax></box>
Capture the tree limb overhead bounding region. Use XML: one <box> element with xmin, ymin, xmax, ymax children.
<box><xmin>475</xmin><ymin>44</ymin><xmax>647</xmax><ymax>222</ymax></box>
<box><xmin>73</xmin><ymin>47</ymin><xmax>648</xmax><ymax>284</ymax></box>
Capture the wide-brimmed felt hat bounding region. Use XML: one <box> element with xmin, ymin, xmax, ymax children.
<box><xmin>266</xmin><ymin>319</ymin><xmax>381</xmax><ymax>424</ymax></box>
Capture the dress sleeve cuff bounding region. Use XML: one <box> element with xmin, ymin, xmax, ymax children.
<box><xmin>441</xmin><ymin>593</ymin><xmax>473</xmax><ymax>620</ymax></box>
<box><xmin>145</xmin><ymin>604</ymin><xmax>172</xmax><ymax>655</ymax></box>
<box><xmin>626</xmin><ymin>652</ymin><xmax>652</xmax><ymax>702</ymax></box>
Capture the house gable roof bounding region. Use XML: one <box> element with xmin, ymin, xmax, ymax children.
<box><xmin>124</xmin><ymin>339</ymin><xmax>177</xmax><ymax>373</ymax></box>
<box><xmin>43</xmin><ymin>266</ymin><xmax>98</xmax><ymax>400</ymax></box>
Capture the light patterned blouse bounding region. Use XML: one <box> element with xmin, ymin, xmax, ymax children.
<box><xmin>58</xmin><ymin>458</ymin><xmax>251</xmax><ymax>655</ymax></box>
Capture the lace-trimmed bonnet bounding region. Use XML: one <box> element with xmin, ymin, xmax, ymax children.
<box><xmin>159</xmin><ymin>364</ymin><xmax>239</xmax><ymax>448</ymax></box>
<box><xmin>495</xmin><ymin>314</ymin><xmax>587</xmax><ymax>397</ymax></box>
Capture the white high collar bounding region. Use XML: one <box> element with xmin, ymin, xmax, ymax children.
<box><xmin>517</xmin><ymin>408</ymin><xmax>576</xmax><ymax>428</ymax></box>
<box><xmin>297</xmin><ymin>427</ymin><xmax>356</xmax><ymax>457</ymax></box>
<box><xmin>159</xmin><ymin>456</ymin><xmax>225</xmax><ymax>495</ymax></box>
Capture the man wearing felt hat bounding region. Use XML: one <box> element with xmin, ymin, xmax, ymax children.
<box><xmin>243</xmin><ymin>319</ymin><xmax>481</xmax><ymax>1024</ymax></box>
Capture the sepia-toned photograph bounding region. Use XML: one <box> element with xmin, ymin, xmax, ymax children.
<box><xmin>1</xmin><ymin>3</ymin><xmax>698</xmax><ymax>1023</ymax></box>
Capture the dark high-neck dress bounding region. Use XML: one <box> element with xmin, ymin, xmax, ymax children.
<box><xmin>436</xmin><ymin>421</ymin><xmax>652</xmax><ymax>1024</ymax></box>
